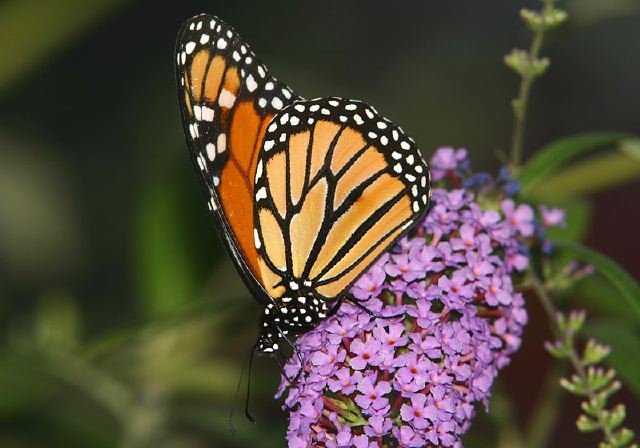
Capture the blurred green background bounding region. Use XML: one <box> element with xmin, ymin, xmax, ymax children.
<box><xmin>0</xmin><ymin>1</ymin><xmax>638</xmax><ymax>447</ymax></box>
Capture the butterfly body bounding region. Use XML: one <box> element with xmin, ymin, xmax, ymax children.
<box><xmin>176</xmin><ymin>14</ymin><xmax>431</xmax><ymax>355</ymax></box>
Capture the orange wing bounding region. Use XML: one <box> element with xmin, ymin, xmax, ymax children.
<box><xmin>253</xmin><ymin>98</ymin><xmax>430</xmax><ymax>315</ymax></box>
<box><xmin>176</xmin><ymin>14</ymin><xmax>299</xmax><ymax>302</ymax></box>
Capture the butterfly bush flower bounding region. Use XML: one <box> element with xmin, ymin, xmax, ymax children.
<box><xmin>277</xmin><ymin>148</ymin><xmax>561</xmax><ymax>447</ymax></box>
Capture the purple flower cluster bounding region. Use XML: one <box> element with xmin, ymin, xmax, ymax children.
<box><xmin>277</xmin><ymin>148</ymin><xmax>561</xmax><ymax>447</ymax></box>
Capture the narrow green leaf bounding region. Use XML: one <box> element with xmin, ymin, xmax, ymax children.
<box><xmin>573</xmin><ymin>276</ymin><xmax>634</xmax><ymax>323</ymax></box>
<box><xmin>518</xmin><ymin>133</ymin><xmax>632</xmax><ymax>196</ymax></box>
<box><xmin>531</xmin><ymin>148</ymin><xmax>640</xmax><ymax>197</ymax></box>
<box><xmin>135</xmin><ymin>182</ymin><xmax>196</xmax><ymax>318</ymax></box>
<box><xmin>554</xmin><ymin>241</ymin><xmax>640</xmax><ymax>323</ymax></box>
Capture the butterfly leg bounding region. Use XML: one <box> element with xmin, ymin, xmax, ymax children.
<box><xmin>326</xmin><ymin>298</ymin><xmax>343</xmax><ymax>317</ymax></box>
<box><xmin>347</xmin><ymin>297</ymin><xmax>406</xmax><ymax>321</ymax></box>
<box><xmin>273</xmin><ymin>351</ymin><xmax>297</xmax><ymax>385</ymax></box>
<box><xmin>276</xmin><ymin>326</ymin><xmax>305</xmax><ymax>373</ymax></box>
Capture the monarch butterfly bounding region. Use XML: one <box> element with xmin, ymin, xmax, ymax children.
<box><xmin>175</xmin><ymin>14</ymin><xmax>431</xmax><ymax>356</ymax></box>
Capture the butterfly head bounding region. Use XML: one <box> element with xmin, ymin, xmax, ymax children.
<box><xmin>256</xmin><ymin>294</ymin><xmax>335</xmax><ymax>355</ymax></box>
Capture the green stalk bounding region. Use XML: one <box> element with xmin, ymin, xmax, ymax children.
<box><xmin>529</xmin><ymin>273</ymin><xmax>615</xmax><ymax>442</ymax></box>
<box><xmin>509</xmin><ymin>0</ymin><xmax>560</xmax><ymax>171</ymax></box>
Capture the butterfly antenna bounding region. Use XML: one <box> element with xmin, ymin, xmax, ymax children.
<box><xmin>245</xmin><ymin>342</ymin><xmax>257</xmax><ymax>423</ymax></box>
<box><xmin>228</xmin><ymin>344</ymin><xmax>255</xmax><ymax>434</ymax></box>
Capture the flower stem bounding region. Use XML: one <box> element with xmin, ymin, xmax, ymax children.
<box><xmin>529</xmin><ymin>273</ymin><xmax>615</xmax><ymax>442</ymax></box>
<box><xmin>509</xmin><ymin>0</ymin><xmax>558</xmax><ymax>171</ymax></box>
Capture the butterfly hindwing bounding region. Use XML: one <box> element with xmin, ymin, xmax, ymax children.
<box><xmin>175</xmin><ymin>14</ymin><xmax>300</xmax><ymax>303</ymax></box>
<box><xmin>253</xmin><ymin>98</ymin><xmax>431</xmax><ymax>321</ymax></box>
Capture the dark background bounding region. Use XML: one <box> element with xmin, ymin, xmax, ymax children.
<box><xmin>0</xmin><ymin>1</ymin><xmax>638</xmax><ymax>447</ymax></box>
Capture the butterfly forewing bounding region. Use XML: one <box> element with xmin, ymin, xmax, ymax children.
<box><xmin>253</xmin><ymin>98</ymin><xmax>431</xmax><ymax>314</ymax></box>
<box><xmin>176</xmin><ymin>15</ymin><xmax>432</xmax><ymax>355</ymax></box>
<box><xmin>175</xmin><ymin>14</ymin><xmax>300</xmax><ymax>303</ymax></box>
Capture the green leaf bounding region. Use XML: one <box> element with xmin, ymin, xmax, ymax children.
<box><xmin>584</xmin><ymin>320</ymin><xmax>640</xmax><ymax>398</ymax></box>
<box><xmin>135</xmin><ymin>182</ymin><xmax>197</xmax><ymax>318</ymax></box>
<box><xmin>518</xmin><ymin>133</ymin><xmax>632</xmax><ymax>197</ymax></box>
<box><xmin>531</xmin><ymin>146</ymin><xmax>640</xmax><ymax>197</ymax></box>
<box><xmin>554</xmin><ymin>241</ymin><xmax>640</xmax><ymax>323</ymax></box>
<box><xmin>573</xmin><ymin>276</ymin><xmax>635</xmax><ymax>323</ymax></box>
<box><xmin>0</xmin><ymin>0</ymin><xmax>128</xmax><ymax>94</ymax></box>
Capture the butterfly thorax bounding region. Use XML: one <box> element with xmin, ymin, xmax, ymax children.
<box><xmin>256</xmin><ymin>290</ymin><xmax>336</xmax><ymax>354</ymax></box>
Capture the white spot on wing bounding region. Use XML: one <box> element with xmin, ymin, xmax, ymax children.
<box><xmin>246</xmin><ymin>75</ymin><xmax>258</xmax><ymax>92</ymax></box>
<box><xmin>217</xmin><ymin>134</ymin><xmax>227</xmax><ymax>153</ymax></box>
<box><xmin>218</xmin><ymin>89</ymin><xmax>236</xmax><ymax>108</ymax></box>
<box><xmin>201</xmin><ymin>106</ymin><xmax>214</xmax><ymax>122</ymax></box>
<box><xmin>256</xmin><ymin>187</ymin><xmax>267</xmax><ymax>200</ymax></box>
<box><xmin>206</xmin><ymin>143</ymin><xmax>216</xmax><ymax>161</ymax></box>
<box><xmin>271</xmin><ymin>97</ymin><xmax>283</xmax><ymax>110</ymax></box>
<box><xmin>254</xmin><ymin>229</ymin><xmax>261</xmax><ymax>249</ymax></box>
<box><xmin>193</xmin><ymin>105</ymin><xmax>202</xmax><ymax>121</ymax></box>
